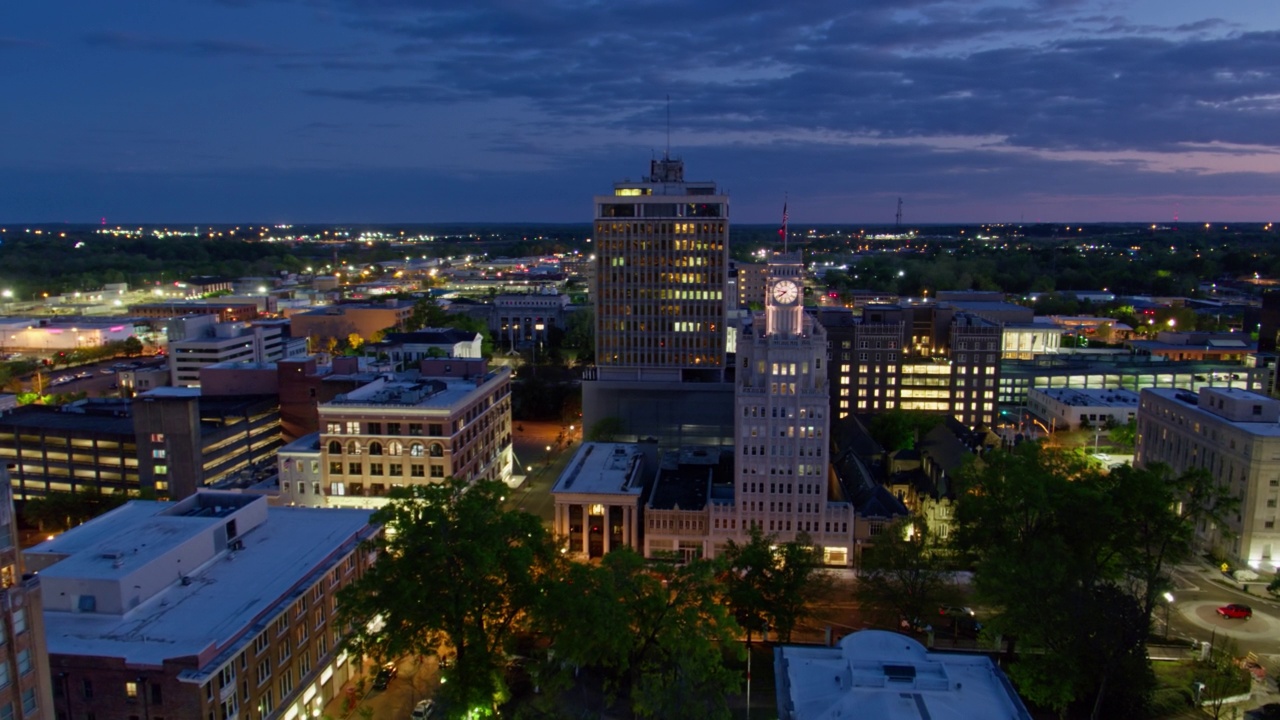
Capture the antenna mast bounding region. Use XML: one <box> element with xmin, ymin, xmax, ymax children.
<box><xmin>895</xmin><ymin>198</ymin><xmax>903</xmax><ymax>229</ymax></box>
<box><xmin>666</xmin><ymin>95</ymin><xmax>671</xmax><ymax>158</ymax></box>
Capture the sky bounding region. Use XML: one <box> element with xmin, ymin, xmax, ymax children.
<box><xmin>3</xmin><ymin>0</ymin><xmax>1280</xmax><ymax>224</ymax></box>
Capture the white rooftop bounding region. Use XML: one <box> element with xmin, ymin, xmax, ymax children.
<box><xmin>1030</xmin><ymin>387</ymin><xmax>1141</xmax><ymax>408</ymax></box>
<box><xmin>776</xmin><ymin>630</ymin><xmax>1032</xmax><ymax>720</ymax></box>
<box><xmin>31</xmin><ymin>495</ymin><xmax>374</xmax><ymax>668</ymax></box>
<box><xmin>552</xmin><ymin>443</ymin><xmax>646</xmax><ymax>497</ymax></box>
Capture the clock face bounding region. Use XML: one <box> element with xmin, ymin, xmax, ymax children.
<box><xmin>772</xmin><ymin>280</ymin><xmax>799</xmax><ymax>305</ymax></box>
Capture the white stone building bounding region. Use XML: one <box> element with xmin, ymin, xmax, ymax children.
<box><xmin>1137</xmin><ymin>386</ymin><xmax>1280</xmax><ymax>569</ymax></box>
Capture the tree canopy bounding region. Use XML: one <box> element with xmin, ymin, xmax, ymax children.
<box><xmin>335</xmin><ymin>478</ymin><xmax>557</xmax><ymax>716</ymax></box>
<box><xmin>951</xmin><ymin>444</ymin><xmax>1230</xmax><ymax>718</ymax></box>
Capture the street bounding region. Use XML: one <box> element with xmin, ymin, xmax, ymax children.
<box><xmin>507</xmin><ymin>419</ymin><xmax>578</xmax><ymax>526</ymax></box>
<box><xmin>1165</xmin><ymin>561</ymin><xmax>1280</xmax><ymax>659</ymax></box>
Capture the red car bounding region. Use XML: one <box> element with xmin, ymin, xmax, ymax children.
<box><xmin>1217</xmin><ymin>604</ymin><xmax>1253</xmax><ymax>619</ymax></box>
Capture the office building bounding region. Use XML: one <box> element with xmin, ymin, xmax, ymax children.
<box><xmin>582</xmin><ymin>156</ymin><xmax>735</xmax><ymax>447</ymax></box>
<box><xmin>286</xmin><ymin>299</ymin><xmax>417</xmax><ymax>345</ymax></box>
<box><xmin>169</xmin><ymin>319</ymin><xmax>306</xmax><ymax>388</ymax></box>
<box><xmin>715</xmin><ymin>252</ymin><xmax>855</xmax><ymax>564</ymax></box>
<box><xmin>1137</xmin><ymin>386</ymin><xmax>1280</xmax><ymax>569</ymax></box>
<box><xmin>823</xmin><ymin>303</ymin><xmax>1002</xmax><ymax>428</ymax></box>
<box><xmin>0</xmin><ymin>466</ymin><xmax>53</xmax><ymax>720</ymax></box>
<box><xmin>0</xmin><ymin>392</ymin><xmax>280</xmax><ymax>501</ymax></box>
<box><xmin>295</xmin><ymin>359</ymin><xmax>513</xmax><ymax>508</ymax></box>
<box><xmin>32</xmin><ymin>492</ymin><xmax>376</xmax><ymax>720</ymax></box>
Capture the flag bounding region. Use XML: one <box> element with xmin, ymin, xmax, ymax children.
<box><xmin>779</xmin><ymin>202</ymin><xmax>788</xmax><ymax>238</ymax></box>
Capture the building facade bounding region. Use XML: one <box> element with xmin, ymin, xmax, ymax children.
<box><xmin>0</xmin><ymin>467</ymin><xmax>54</xmax><ymax>720</ymax></box>
<box><xmin>551</xmin><ymin>442</ymin><xmax>650</xmax><ymax>559</ymax></box>
<box><xmin>823</xmin><ymin>303</ymin><xmax>1002</xmax><ymax>428</ymax></box>
<box><xmin>170</xmin><ymin>320</ymin><xmax>306</xmax><ymax>388</ymax></box>
<box><xmin>1137</xmin><ymin>386</ymin><xmax>1280</xmax><ymax>569</ymax></box>
<box><xmin>300</xmin><ymin>362</ymin><xmax>513</xmax><ymax>508</ymax></box>
<box><xmin>592</xmin><ymin>156</ymin><xmax>729</xmax><ymax>382</ymax></box>
<box><xmin>583</xmin><ymin>156</ymin><xmax>736</xmax><ymax>448</ymax></box>
<box><xmin>716</xmin><ymin>253</ymin><xmax>854</xmax><ymax>564</ymax></box>
<box><xmin>31</xmin><ymin>492</ymin><xmax>376</xmax><ymax>720</ymax></box>
<box><xmin>287</xmin><ymin>300</ymin><xmax>417</xmax><ymax>345</ymax></box>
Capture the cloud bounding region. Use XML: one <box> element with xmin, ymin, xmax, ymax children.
<box><xmin>83</xmin><ymin>31</ymin><xmax>299</xmax><ymax>59</ymax></box>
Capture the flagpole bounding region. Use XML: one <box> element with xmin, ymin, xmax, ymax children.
<box><xmin>782</xmin><ymin>194</ymin><xmax>789</xmax><ymax>253</ymax></box>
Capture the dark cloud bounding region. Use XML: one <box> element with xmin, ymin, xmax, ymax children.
<box><xmin>83</xmin><ymin>31</ymin><xmax>299</xmax><ymax>58</ymax></box>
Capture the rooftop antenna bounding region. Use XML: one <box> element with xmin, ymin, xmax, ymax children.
<box><xmin>665</xmin><ymin>95</ymin><xmax>671</xmax><ymax>159</ymax></box>
<box><xmin>895</xmin><ymin>198</ymin><xmax>903</xmax><ymax>229</ymax></box>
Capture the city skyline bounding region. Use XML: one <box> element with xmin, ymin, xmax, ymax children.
<box><xmin>4</xmin><ymin>1</ymin><xmax>1280</xmax><ymax>224</ymax></box>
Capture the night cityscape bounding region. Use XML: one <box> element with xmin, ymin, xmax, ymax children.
<box><xmin>3</xmin><ymin>2</ymin><xmax>1280</xmax><ymax>720</ymax></box>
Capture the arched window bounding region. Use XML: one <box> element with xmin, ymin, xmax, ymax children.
<box><xmin>328</xmin><ymin>440</ymin><xmax>342</xmax><ymax>455</ymax></box>
<box><xmin>410</xmin><ymin>443</ymin><xmax>425</xmax><ymax>458</ymax></box>
<box><xmin>368</xmin><ymin>441</ymin><xmax>383</xmax><ymax>456</ymax></box>
<box><xmin>428</xmin><ymin>443</ymin><xmax>444</xmax><ymax>458</ymax></box>
<box><xmin>388</xmin><ymin>440</ymin><xmax>403</xmax><ymax>456</ymax></box>
<box><xmin>347</xmin><ymin>440</ymin><xmax>362</xmax><ymax>455</ymax></box>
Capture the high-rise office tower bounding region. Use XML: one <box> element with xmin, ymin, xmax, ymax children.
<box><xmin>716</xmin><ymin>252</ymin><xmax>855</xmax><ymax>564</ymax></box>
<box><xmin>584</xmin><ymin>157</ymin><xmax>735</xmax><ymax>446</ymax></box>
<box><xmin>593</xmin><ymin>156</ymin><xmax>729</xmax><ymax>381</ymax></box>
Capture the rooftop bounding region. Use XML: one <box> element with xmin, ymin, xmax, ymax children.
<box><xmin>1030</xmin><ymin>387</ymin><xmax>1141</xmax><ymax>408</ymax></box>
<box><xmin>551</xmin><ymin>443</ymin><xmax>646</xmax><ymax>496</ymax></box>
<box><xmin>776</xmin><ymin>630</ymin><xmax>1032</xmax><ymax>720</ymax></box>
<box><xmin>648</xmin><ymin>447</ymin><xmax>730</xmax><ymax>511</ymax></box>
<box><xmin>32</xmin><ymin>495</ymin><xmax>375</xmax><ymax>666</ymax></box>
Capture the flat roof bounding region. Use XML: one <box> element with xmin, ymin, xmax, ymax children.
<box><xmin>776</xmin><ymin>630</ymin><xmax>1032</xmax><ymax>720</ymax></box>
<box><xmin>35</xmin><ymin>500</ymin><xmax>375</xmax><ymax>665</ymax></box>
<box><xmin>648</xmin><ymin>447</ymin><xmax>728</xmax><ymax>511</ymax></box>
<box><xmin>551</xmin><ymin>443</ymin><xmax>645</xmax><ymax>496</ymax></box>
<box><xmin>1144</xmin><ymin>387</ymin><xmax>1280</xmax><ymax>437</ymax></box>
<box><xmin>1030</xmin><ymin>387</ymin><xmax>1140</xmax><ymax>408</ymax></box>
<box><xmin>327</xmin><ymin>371</ymin><xmax>503</xmax><ymax>410</ymax></box>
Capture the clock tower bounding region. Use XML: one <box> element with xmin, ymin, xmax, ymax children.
<box><xmin>714</xmin><ymin>249</ymin><xmax>855</xmax><ymax>566</ymax></box>
<box><xmin>766</xmin><ymin>252</ymin><xmax>805</xmax><ymax>337</ymax></box>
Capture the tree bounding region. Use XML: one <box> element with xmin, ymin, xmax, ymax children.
<box><xmin>856</xmin><ymin>516</ymin><xmax>956</xmax><ymax>632</ymax></box>
<box><xmin>336</xmin><ymin>478</ymin><xmax>558</xmax><ymax>716</ymax></box>
<box><xmin>868</xmin><ymin>410</ymin><xmax>944</xmax><ymax>452</ymax></box>
<box><xmin>586</xmin><ymin>417</ymin><xmax>625</xmax><ymax>442</ymax></box>
<box><xmin>719</xmin><ymin>525</ymin><xmax>832</xmax><ymax>642</ymax></box>
<box><xmin>535</xmin><ymin>549</ymin><xmax>744</xmax><ymax>720</ymax></box>
<box><xmin>951</xmin><ymin>444</ymin><xmax>1206</xmax><ymax>718</ymax></box>
<box><xmin>347</xmin><ymin>333</ymin><xmax>365</xmax><ymax>352</ymax></box>
<box><xmin>122</xmin><ymin>336</ymin><xmax>144</xmax><ymax>357</ymax></box>
<box><xmin>22</xmin><ymin>490</ymin><xmax>127</xmax><ymax>532</ymax></box>
<box><xmin>404</xmin><ymin>296</ymin><xmax>449</xmax><ymax>332</ymax></box>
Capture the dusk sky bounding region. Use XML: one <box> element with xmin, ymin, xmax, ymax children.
<box><xmin>4</xmin><ymin>1</ymin><xmax>1280</xmax><ymax>224</ymax></box>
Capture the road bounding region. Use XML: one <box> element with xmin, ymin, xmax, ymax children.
<box><xmin>1164</xmin><ymin>560</ymin><xmax>1280</xmax><ymax>660</ymax></box>
<box><xmin>322</xmin><ymin>654</ymin><xmax>444</xmax><ymax>719</ymax></box>
<box><xmin>507</xmin><ymin>419</ymin><xmax>579</xmax><ymax>526</ymax></box>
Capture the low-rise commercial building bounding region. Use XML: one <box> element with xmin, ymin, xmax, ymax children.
<box><xmin>31</xmin><ymin>492</ymin><xmax>377</xmax><ymax>720</ymax></box>
<box><xmin>300</xmin><ymin>360</ymin><xmax>513</xmax><ymax>508</ymax></box>
<box><xmin>169</xmin><ymin>319</ymin><xmax>306</xmax><ymax>388</ymax></box>
<box><xmin>551</xmin><ymin>442</ymin><xmax>652</xmax><ymax>559</ymax></box>
<box><xmin>774</xmin><ymin>630</ymin><xmax>1032</xmax><ymax>720</ymax></box>
<box><xmin>287</xmin><ymin>300</ymin><xmax>417</xmax><ymax>344</ymax></box>
<box><xmin>1026</xmin><ymin>387</ymin><xmax>1141</xmax><ymax>430</ymax></box>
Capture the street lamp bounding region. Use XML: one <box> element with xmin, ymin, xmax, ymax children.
<box><xmin>1163</xmin><ymin>592</ymin><xmax>1174</xmax><ymax>641</ymax></box>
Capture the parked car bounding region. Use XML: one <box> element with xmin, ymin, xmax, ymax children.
<box><xmin>411</xmin><ymin>699</ymin><xmax>436</xmax><ymax>719</ymax></box>
<box><xmin>939</xmin><ymin>605</ymin><xmax>975</xmax><ymax>619</ymax></box>
<box><xmin>373</xmin><ymin>662</ymin><xmax>398</xmax><ymax>690</ymax></box>
<box><xmin>1217</xmin><ymin>603</ymin><xmax>1253</xmax><ymax>619</ymax></box>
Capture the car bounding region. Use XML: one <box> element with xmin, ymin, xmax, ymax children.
<box><xmin>411</xmin><ymin>699</ymin><xmax>436</xmax><ymax>719</ymax></box>
<box><xmin>939</xmin><ymin>605</ymin><xmax>975</xmax><ymax>619</ymax></box>
<box><xmin>1217</xmin><ymin>603</ymin><xmax>1253</xmax><ymax>619</ymax></box>
<box><xmin>372</xmin><ymin>662</ymin><xmax>398</xmax><ymax>690</ymax></box>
